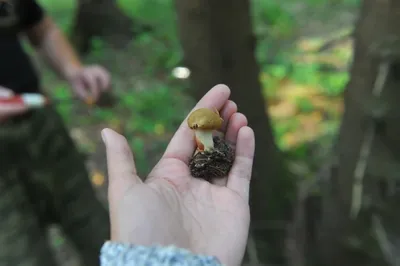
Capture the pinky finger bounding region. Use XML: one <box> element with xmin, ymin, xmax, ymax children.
<box><xmin>226</xmin><ymin>126</ymin><xmax>255</xmax><ymax>202</ymax></box>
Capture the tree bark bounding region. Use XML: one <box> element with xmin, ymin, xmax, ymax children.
<box><xmin>71</xmin><ymin>0</ymin><xmax>149</xmax><ymax>54</ymax></box>
<box><xmin>316</xmin><ymin>1</ymin><xmax>400</xmax><ymax>265</ymax></box>
<box><xmin>174</xmin><ymin>0</ymin><xmax>295</xmax><ymax>263</ymax></box>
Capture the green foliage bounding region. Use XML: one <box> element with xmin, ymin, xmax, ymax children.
<box><xmin>320</xmin><ymin>71</ymin><xmax>349</xmax><ymax>96</ymax></box>
<box><xmin>135</xmin><ymin>33</ymin><xmax>182</xmax><ymax>73</ymax></box>
<box><xmin>252</xmin><ymin>0</ymin><xmax>295</xmax><ymax>38</ymax></box>
<box><xmin>89</xmin><ymin>37</ymin><xmax>107</xmax><ymax>58</ymax></box>
<box><xmin>53</xmin><ymin>85</ymin><xmax>73</xmax><ymax>124</ymax></box>
<box><xmin>295</xmin><ymin>97</ymin><xmax>315</xmax><ymax>113</ymax></box>
<box><xmin>293</xmin><ymin>63</ymin><xmax>349</xmax><ymax>96</ymax></box>
<box><xmin>119</xmin><ymin>0</ymin><xmax>182</xmax><ymax>72</ymax></box>
<box><xmin>35</xmin><ymin>0</ymin><xmax>357</xmax><ymax>171</ymax></box>
<box><xmin>130</xmin><ymin>137</ymin><xmax>149</xmax><ymax>173</ymax></box>
<box><xmin>38</xmin><ymin>0</ymin><xmax>75</xmax><ymax>32</ymax></box>
<box><xmin>291</xmin><ymin>63</ymin><xmax>321</xmax><ymax>85</ymax></box>
<box><xmin>118</xmin><ymin>84</ymin><xmax>183</xmax><ymax>134</ymax></box>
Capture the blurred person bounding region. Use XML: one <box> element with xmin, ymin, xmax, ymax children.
<box><xmin>0</xmin><ymin>0</ymin><xmax>110</xmax><ymax>265</ymax></box>
<box><xmin>100</xmin><ymin>85</ymin><xmax>255</xmax><ymax>266</ymax></box>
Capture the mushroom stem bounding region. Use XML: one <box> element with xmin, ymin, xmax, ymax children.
<box><xmin>194</xmin><ymin>129</ymin><xmax>214</xmax><ymax>152</ymax></box>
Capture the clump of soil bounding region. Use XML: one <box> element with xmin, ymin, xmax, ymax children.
<box><xmin>189</xmin><ymin>136</ymin><xmax>235</xmax><ymax>181</ymax></box>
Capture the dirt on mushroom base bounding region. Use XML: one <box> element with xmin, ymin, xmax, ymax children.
<box><xmin>189</xmin><ymin>136</ymin><xmax>235</xmax><ymax>180</ymax></box>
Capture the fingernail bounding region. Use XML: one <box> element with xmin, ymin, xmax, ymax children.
<box><xmin>101</xmin><ymin>129</ymin><xmax>108</xmax><ymax>145</ymax></box>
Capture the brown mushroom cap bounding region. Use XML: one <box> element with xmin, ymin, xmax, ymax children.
<box><xmin>187</xmin><ymin>108</ymin><xmax>223</xmax><ymax>130</ymax></box>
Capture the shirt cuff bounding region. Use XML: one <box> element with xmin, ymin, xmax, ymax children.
<box><xmin>100</xmin><ymin>241</ymin><xmax>222</xmax><ymax>266</ymax></box>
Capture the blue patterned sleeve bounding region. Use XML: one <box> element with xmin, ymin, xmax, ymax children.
<box><xmin>100</xmin><ymin>241</ymin><xmax>223</xmax><ymax>266</ymax></box>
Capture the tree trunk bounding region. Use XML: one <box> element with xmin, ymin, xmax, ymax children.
<box><xmin>174</xmin><ymin>1</ymin><xmax>295</xmax><ymax>263</ymax></box>
<box><xmin>71</xmin><ymin>0</ymin><xmax>150</xmax><ymax>54</ymax></box>
<box><xmin>316</xmin><ymin>1</ymin><xmax>400</xmax><ymax>265</ymax></box>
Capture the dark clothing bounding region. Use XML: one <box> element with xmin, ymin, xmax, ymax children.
<box><xmin>0</xmin><ymin>106</ymin><xmax>110</xmax><ymax>266</ymax></box>
<box><xmin>0</xmin><ymin>0</ymin><xmax>44</xmax><ymax>93</ymax></box>
<box><xmin>0</xmin><ymin>1</ymin><xmax>110</xmax><ymax>265</ymax></box>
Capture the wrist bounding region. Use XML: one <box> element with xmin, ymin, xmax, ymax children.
<box><xmin>100</xmin><ymin>241</ymin><xmax>222</xmax><ymax>266</ymax></box>
<box><xmin>63</xmin><ymin>62</ymin><xmax>83</xmax><ymax>81</ymax></box>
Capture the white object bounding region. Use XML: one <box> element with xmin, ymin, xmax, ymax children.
<box><xmin>21</xmin><ymin>93</ymin><xmax>47</xmax><ymax>107</ymax></box>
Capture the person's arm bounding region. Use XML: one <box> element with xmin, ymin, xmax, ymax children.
<box><xmin>100</xmin><ymin>242</ymin><xmax>223</xmax><ymax>266</ymax></box>
<box><xmin>22</xmin><ymin>1</ymin><xmax>82</xmax><ymax>81</ymax></box>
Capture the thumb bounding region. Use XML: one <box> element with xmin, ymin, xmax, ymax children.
<box><xmin>0</xmin><ymin>87</ymin><xmax>14</xmax><ymax>97</ymax></box>
<box><xmin>102</xmin><ymin>128</ymin><xmax>142</xmax><ymax>197</ymax></box>
<box><xmin>0</xmin><ymin>87</ymin><xmax>27</xmax><ymax>121</ymax></box>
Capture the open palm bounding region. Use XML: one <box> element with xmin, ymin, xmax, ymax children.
<box><xmin>103</xmin><ymin>85</ymin><xmax>255</xmax><ymax>266</ymax></box>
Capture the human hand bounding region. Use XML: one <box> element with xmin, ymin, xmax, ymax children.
<box><xmin>0</xmin><ymin>86</ymin><xmax>28</xmax><ymax>123</ymax></box>
<box><xmin>102</xmin><ymin>84</ymin><xmax>255</xmax><ymax>266</ymax></box>
<box><xmin>67</xmin><ymin>65</ymin><xmax>110</xmax><ymax>104</ymax></box>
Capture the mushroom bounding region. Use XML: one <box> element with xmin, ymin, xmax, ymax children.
<box><xmin>187</xmin><ymin>108</ymin><xmax>223</xmax><ymax>152</ymax></box>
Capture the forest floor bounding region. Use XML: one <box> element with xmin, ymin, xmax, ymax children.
<box><xmin>31</xmin><ymin>0</ymin><xmax>359</xmax><ymax>265</ymax></box>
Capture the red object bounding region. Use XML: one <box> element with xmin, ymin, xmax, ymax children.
<box><xmin>195</xmin><ymin>136</ymin><xmax>205</xmax><ymax>151</ymax></box>
<box><xmin>0</xmin><ymin>93</ymin><xmax>48</xmax><ymax>107</ymax></box>
<box><xmin>0</xmin><ymin>96</ymin><xmax>25</xmax><ymax>105</ymax></box>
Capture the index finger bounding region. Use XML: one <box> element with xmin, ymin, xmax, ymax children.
<box><xmin>71</xmin><ymin>79</ymin><xmax>90</xmax><ymax>100</ymax></box>
<box><xmin>0</xmin><ymin>87</ymin><xmax>14</xmax><ymax>97</ymax></box>
<box><xmin>162</xmin><ymin>84</ymin><xmax>231</xmax><ymax>164</ymax></box>
<box><xmin>84</xmin><ymin>73</ymin><xmax>100</xmax><ymax>101</ymax></box>
<box><xmin>94</xmin><ymin>67</ymin><xmax>111</xmax><ymax>91</ymax></box>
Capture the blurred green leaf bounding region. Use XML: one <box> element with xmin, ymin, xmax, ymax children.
<box><xmin>269</xmin><ymin>65</ymin><xmax>288</xmax><ymax>79</ymax></box>
<box><xmin>53</xmin><ymin>85</ymin><xmax>72</xmax><ymax>99</ymax></box>
<box><xmin>296</xmin><ymin>97</ymin><xmax>315</xmax><ymax>113</ymax></box>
